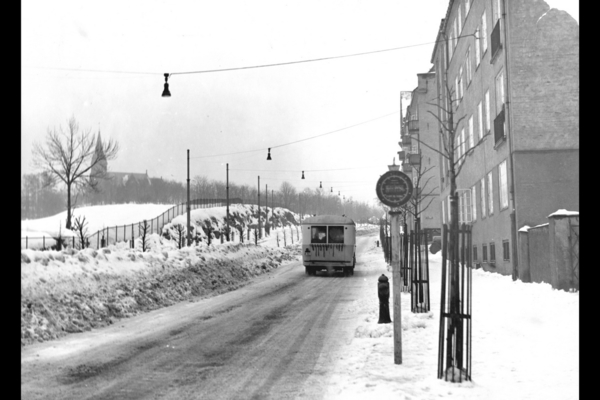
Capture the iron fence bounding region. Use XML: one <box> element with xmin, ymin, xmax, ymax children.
<box><xmin>437</xmin><ymin>223</ymin><xmax>473</xmax><ymax>382</ymax></box>
<box><xmin>21</xmin><ymin>198</ymin><xmax>262</xmax><ymax>250</ymax></box>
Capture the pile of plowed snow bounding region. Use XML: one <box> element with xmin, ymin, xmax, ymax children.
<box><xmin>21</xmin><ymin>237</ymin><xmax>300</xmax><ymax>347</ymax></box>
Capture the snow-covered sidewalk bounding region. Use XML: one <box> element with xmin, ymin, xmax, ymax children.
<box><xmin>323</xmin><ymin>237</ymin><xmax>578</xmax><ymax>400</ymax></box>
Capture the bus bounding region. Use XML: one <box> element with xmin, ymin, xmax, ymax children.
<box><xmin>301</xmin><ymin>215</ymin><xmax>356</xmax><ymax>277</ymax></box>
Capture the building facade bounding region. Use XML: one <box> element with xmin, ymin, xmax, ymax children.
<box><xmin>399</xmin><ymin>70</ymin><xmax>442</xmax><ymax>234</ymax></box>
<box><xmin>430</xmin><ymin>0</ymin><xmax>578</xmax><ymax>277</ymax></box>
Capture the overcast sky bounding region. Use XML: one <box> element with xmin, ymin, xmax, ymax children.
<box><xmin>21</xmin><ymin>0</ymin><xmax>578</xmax><ymax>205</ymax></box>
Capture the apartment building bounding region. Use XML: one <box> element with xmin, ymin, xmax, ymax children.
<box><xmin>398</xmin><ymin>70</ymin><xmax>442</xmax><ymax>234</ymax></box>
<box><xmin>430</xmin><ymin>0</ymin><xmax>578</xmax><ymax>277</ymax></box>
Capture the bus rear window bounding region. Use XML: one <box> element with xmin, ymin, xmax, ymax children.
<box><xmin>311</xmin><ymin>226</ymin><xmax>327</xmax><ymax>243</ymax></box>
<box><xmin>328</xmin><ymin>226</ymin><xmax>344</xmax><ymax>244</ymax></box>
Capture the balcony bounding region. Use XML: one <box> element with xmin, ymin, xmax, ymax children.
<box><xmin>401</xmin><ymin>134</ymin><xmax>411</xmax><ymax>146</ymax></box>
<box><xmin>402</xmin><ymin>163</ymin><xmax>412</xmax><ymax>173</ymax></box>
<box><xmin>398</xmin><ymin>150</ymin><xmax>406</xmax><ymax>160</ymax></box>
<box><xmin>408</xmin><ymin>152</ymin><xmax>421</xmax><ymax>166</ymax></box>
<box><xmin>494</xmin><ymin>107</ymin><xmax>506</xmax><ymax>144</ymax></box>
<box><xmin>491</xmin><ymin>20</ymin><xmax>502</xmax><ymax>61</ymax></box>
<box><xmin>408</xmin><ymin>120</ymin><xmax>419</xmax><ymax>132</ymax></box>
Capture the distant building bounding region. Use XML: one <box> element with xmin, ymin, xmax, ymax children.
<box><xmin>430</xmin><ymin>0</ymin><xmax>578</xmax><ymax>277</ymax></box>
<box><xmin>399</xmin><ymin>68</ymin><xmax>442</xmax><ymax>234</ymax></box>
<box><xmin>89</xmin><ymin>132</ymin><xmax>151</xmax><ymax>204</ymax></box>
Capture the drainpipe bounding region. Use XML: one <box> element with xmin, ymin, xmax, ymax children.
<box><xmin>502</xmin><ymin>0</ymin><xmax>519</xmax><ymax>280</ymax></box>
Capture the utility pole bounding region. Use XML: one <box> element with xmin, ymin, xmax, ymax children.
<box><xmin>226</xmin><ymin>163</ymin><xmax>230</xmax><ymax>241</ymax></box>
<box><xmin>265</xmin><ymin>183</ymin><xmax>268</xmax><ymax>235</ymax></box>
<box><xmin>388</xmin><ymin>161</ymin><xmax>402</xmax><ymax>364</ymax></box>
<box><xmin>258</xmin><ymin>176</ymin><xmax>261</xmax><ymax>239</ymax></box>
<box><xmin>186</xmin><ymin>149</ymin><xmax>191</xmax><ymax>246</ymax></box>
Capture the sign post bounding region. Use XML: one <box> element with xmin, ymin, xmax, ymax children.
<box><xmin>376</xmin><ymin>167</ymin><xmax>413</xmax><ymax>365</ymax></box>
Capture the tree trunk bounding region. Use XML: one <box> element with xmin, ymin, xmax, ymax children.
<box><xmin>66</xmin><ymin>183</ymin><xmax>72</xmax><ymax>229</ymax></box>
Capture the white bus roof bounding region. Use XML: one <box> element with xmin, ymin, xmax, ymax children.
<box><xmin>301</xmin><ymin>215</ymin><xmax>356</xmax><ymax>225</ymax></box>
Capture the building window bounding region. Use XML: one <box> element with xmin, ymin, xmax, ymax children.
<box><xmin>480</xmin><ymin>177</ymin><xmax>487</xmax><ymax>217</ymax></box>
<box><xmin>475</xmin><ymin>28</ymin><xmax>481</xmax><ymax>66</ymax></box>
<box><xmin>482</xmin><ymin>243</ymin><xmax>488</xmax><ymax>262</ymax></box>
<box><xmin>460</xmin><ymin>128</ymin><xmax>466</xmax><ymax>159</ymax></box>
<box><xmin>448</xmin><ymin>196</ymin><xmax>452</xmax><ymax>222</ymax></box>
<box><xmin>460</xmin><ymin>67</ymin><xmax>464</xmax><ymax>99</ymax></box>
<box><xmin>494</xmin><ymin>107</ymin><xmax>506</xmax><ymax>144</ymax></box>
<box><xmin>485</xmin><ymin>90</ymin><xmax>491</xmax><ymax>132</ymax></box>
<box><xmin>503</xmin><ymin>240</ymin><xmax>510</xmax><ymax>261</ymax></box>
<box><xmin>466</xmin><ymin>48</ymin><xmax>472</xmax><ymax>83</ymax></box>
<box><xmin>499</xmin><ymin>160</ymin><xmax>508</xmax><ymax>209</ymax></box>
<box><xmin>458</xmin><ymin>192</ymin><xmax>463</xmax><ymax>223</ymax></box>
<box><xmin>473</xmin><ymin>244</ymin><xmax>478</xmax><ymax>261</ymax></box>
<box><xmin>453</xmin><ymin>18</ymin><xmax>458</xmax><ymax>50</ymax></box>
<box><xmin>454</xmin><ymin>78</ymin><xmax>459</xmax><ymax>104</ymax></box>
<box><xmin>457</xmin><ymin>66</ymin><xmax>464</xmax><ymax>100</ymax></box>
<box><xmin>487</xmin><ymin>171</ymin><xmax>494</xmax><ymax>215</ymax></box>
<box><xmin>463</xmin><ymin>190</ymin><xmax>472</xmax><ymax>223</ymax></box>
<box><xmin>468</xmin><ymin>115</ymin><xmax>474</xmax><ymax>149</ymax></box>
<box><xmin>493</xmin><ymin>0</ymin><xmax>502</xmax><ymax>24</ymax></box>
<box><xmin>458</xmin><ymin>4</ymin><xmax>463</xmax><ymax>34</ymax></box>
<box><xmin>490</xmin><ymin>242</ymin><xmax>496</xmax><ymax>262</ymax></box>
<box><xmin>491</xmin><ymin>18</ymin><xmax>502</xmax><ymax>59</ymax></box>
<box><xmin>465</xmin><ymin>0</ymin><xmax>471</xmax><ymax>16</ymax></box>
<box><xmin>471</xmin><ymin>185</ymin><xmax>477</xmax><ymax>221</ymax></box>
<box><xmin>449</xmin><ymin>24</ymin><xmax>454</xmax><ymax>61</ymax></box>
<box><xmin>477</xmin><ymin>101</ymin><xmax>483</xmax><ymax>139</ymax></box>
<box><xmin>442</xmin><ymin>196</ymin><xmax>446</xmax><ymax>224</ymax></box>
<box><xmin>481</xmin><ymin>11</ymin><xmax>488</xmax><ymax>54</ymax></box>
<box><xmin>495</xmin><ymin>69</ymin><xmax>505</xmax><ymax>115</ymax></box>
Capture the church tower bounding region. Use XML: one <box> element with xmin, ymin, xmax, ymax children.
<box><xmin>90</xmin><ymin>131</ymin><xmax>108</xmax><ymax>179</ymax></box>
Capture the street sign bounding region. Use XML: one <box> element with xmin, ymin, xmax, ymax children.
<box><xmin>375</xmin><ymin>170</ymin><xmax>413</xmax><ymax>207</ymax></box>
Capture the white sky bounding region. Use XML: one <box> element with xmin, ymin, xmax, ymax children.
<box><xmin>21</xmin><ymin>0</ymin><xmax>578</xmax><ymax>206</ymax></box>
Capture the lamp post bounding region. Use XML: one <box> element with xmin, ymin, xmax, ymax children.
<box><xmin>226</xmin><ymin>163</ymin><xmax>230</xmax><ymax>241</ymax></box>
<box><xmin>258</xmin><ymin>176</ymin><xmax>261</xmax><ymax>239</ymax></box>
<box><xmin>187</xmin><ymin>149</ymin><xmax>191</xmax><ymax>246</ymax></box>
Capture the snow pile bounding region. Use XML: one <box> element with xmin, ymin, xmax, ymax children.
<box><xmin>21</xmin><ymin>203</ymin><xmax>174</xmax><ymax>238</ymax></box>
<box><xmin>322</xmin><ymin>238</ymin><xmax>578</xmax><ymax>400</ymax></box>
<box><xmin>20</xmin><ymin>203</ymin><xmax>307</xmax><ymax>347</ymax></box>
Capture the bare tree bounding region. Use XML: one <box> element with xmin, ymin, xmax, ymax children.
<box><xmin>402</xmin><ymin>158</ymin><xmax>438</xmax><ymax>224</ymax></box>
<box><xmin>173</xmin><ymin>224</ymin><xmax>186</xmax><ymax>249</ymax></box>
<box><xmin>409</xmin><ymin>51</ymin><xmax>490</xmax><ymax>380</ymax></box>
<box><xmin>72</xmin><ymin>215</ymin><xmax>89</xmax><ymax>249</ymax></box>
<box><xmin>279</xmin><ymin>181</ymin><xmax>297</xmax><ymax>209</ymax></box>
<box><xmin>138</xmin><ymin>220</ymin><xmax>150</xmax><ymax>252</ymax></box>
<box><xmin>32</xmin><ymin>117</ymin><xmax>119</xmax><ymax>229</ymax></box>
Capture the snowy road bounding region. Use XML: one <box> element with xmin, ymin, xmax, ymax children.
<box><xmin>21</xmin><ymin>235</ymin><xmax>378</xmax><ymax>399</ymax></box>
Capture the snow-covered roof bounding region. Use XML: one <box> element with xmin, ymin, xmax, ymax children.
<box><xmin>518</xmin><ymin>225</ymin><xmax>531</xmax><ymax>232</ymax></box>
<box><xmin>530</xmin><ymin>223</ymin><xmax>549</xmax><ymax>230</ymax></box>
<box><xmin>301</xmin><ymin>215</ymin><xmax>356</xmax><ymax>225</ymax></box>
<box><xmin>548</xmin><ymin>209</ymin><xmax>579</xmax><ymax>218</ymax></box>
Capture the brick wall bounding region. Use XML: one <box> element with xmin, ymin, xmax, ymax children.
<box><xmin>507</xmin><ymin>0</ymin><xmax>579</xmax><ymax>151</ymax></box>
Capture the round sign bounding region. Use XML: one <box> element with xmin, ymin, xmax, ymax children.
<box><xmin>375</xmin><ymin>170</ymin><xmax>414</xmax><ymax>207</ymax></box>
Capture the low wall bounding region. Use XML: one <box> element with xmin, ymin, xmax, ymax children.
<box><xmin>517</xmin><ymin>211</ymin><xmax>579</xmax><ymax>291</ymax></box>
